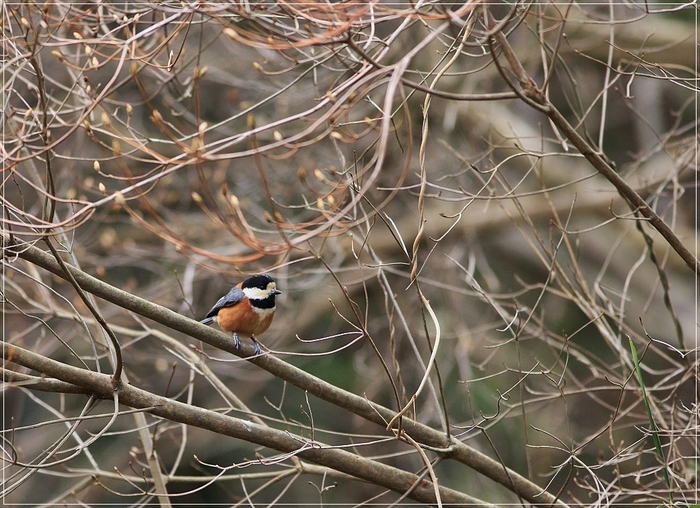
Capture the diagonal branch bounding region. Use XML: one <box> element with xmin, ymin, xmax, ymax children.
<box><xmin>2</xmin><ymin>232</ymin><xmax>569</xmax><ymax>508</ymax></box>
<box><xmin>485</xmin><ymin>8</ymin><xmax>699</xmax><ymax>277</ymax></box>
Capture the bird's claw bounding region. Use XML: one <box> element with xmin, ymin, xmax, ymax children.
<box><xmin>232</xmin><ymin>332</ymin><xmax>261</xmax><ymax>356</ymax></box>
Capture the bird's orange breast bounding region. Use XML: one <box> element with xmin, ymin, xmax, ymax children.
<box><xmin>215</xmin><ymin>304</ymin><xmax>275</xmax><ymax>336</ymax></box>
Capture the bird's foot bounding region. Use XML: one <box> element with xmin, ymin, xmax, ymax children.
<box><xmin>251</xmin><ymin>337</ymin><xmax>261</xmax><ymax>356</ymax></box>
<box><xmin>232</xmin><ymin>332</ymin><xmax>240</xmax><ymax>349</ymax></box>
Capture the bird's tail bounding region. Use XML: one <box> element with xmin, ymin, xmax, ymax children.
<box><xmin>200</xmin><ymin>317</ymin><xmax>214</xmax><ymax>325</ymax></box>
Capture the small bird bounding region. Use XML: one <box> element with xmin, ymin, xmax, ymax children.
<box><xmin>200</xmin><ymin>274</ymin><xmax>281</xmax><ymax>355</ymax></box>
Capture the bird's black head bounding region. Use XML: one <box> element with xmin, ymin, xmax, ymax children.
<box><xmin>241</xmin><ymin>274</ymin><xmax>281</xmax><ymax>308</ymax></box>
<box><xmin>243</xmin><ymin>274</ymin><xmax>276</xmax><ymax>290</ymax></box>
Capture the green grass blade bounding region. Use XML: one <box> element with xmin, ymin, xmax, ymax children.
<box><xmin>628</xmin><ymin>338</ymin><xmax>673</xmax><ymax>501</ymax></box>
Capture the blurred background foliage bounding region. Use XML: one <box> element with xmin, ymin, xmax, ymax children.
<box><xmin>2</xmin><ymin>1</ymin><xmax>698</xmax><ymax>506</ymax></box>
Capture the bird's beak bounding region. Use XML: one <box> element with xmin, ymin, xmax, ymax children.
<box><xmin>273</xmin><ymin>289</ymin><xmax>282</xmax><ymax>295</ymax></box>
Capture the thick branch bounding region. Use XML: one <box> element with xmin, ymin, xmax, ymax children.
<box><xmin>3</xmin><ymin>341</ymin><xmax>489</xmax><ymax>507</ymax></box>
<box><xmin>2</xmin><ymin>369</ymin><xmax>91</xmax><ymax>394</ymax></box>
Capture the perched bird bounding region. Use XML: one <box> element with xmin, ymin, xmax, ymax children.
<box><xmin>200</xmin><ymin>274</ymin><xmax>281</xmax><ymax>355</ymax></box>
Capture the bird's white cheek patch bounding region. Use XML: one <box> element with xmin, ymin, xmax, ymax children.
<box><xmin>244</xmin><ymin>287</ymin><xmax>271</xmax><ymax>299</ymax></box>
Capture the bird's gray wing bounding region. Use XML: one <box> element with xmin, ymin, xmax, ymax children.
<box><xmin>201</xmin><ymin>286</ymin><xmax>245</xmax><ymax>322</ymax></box>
